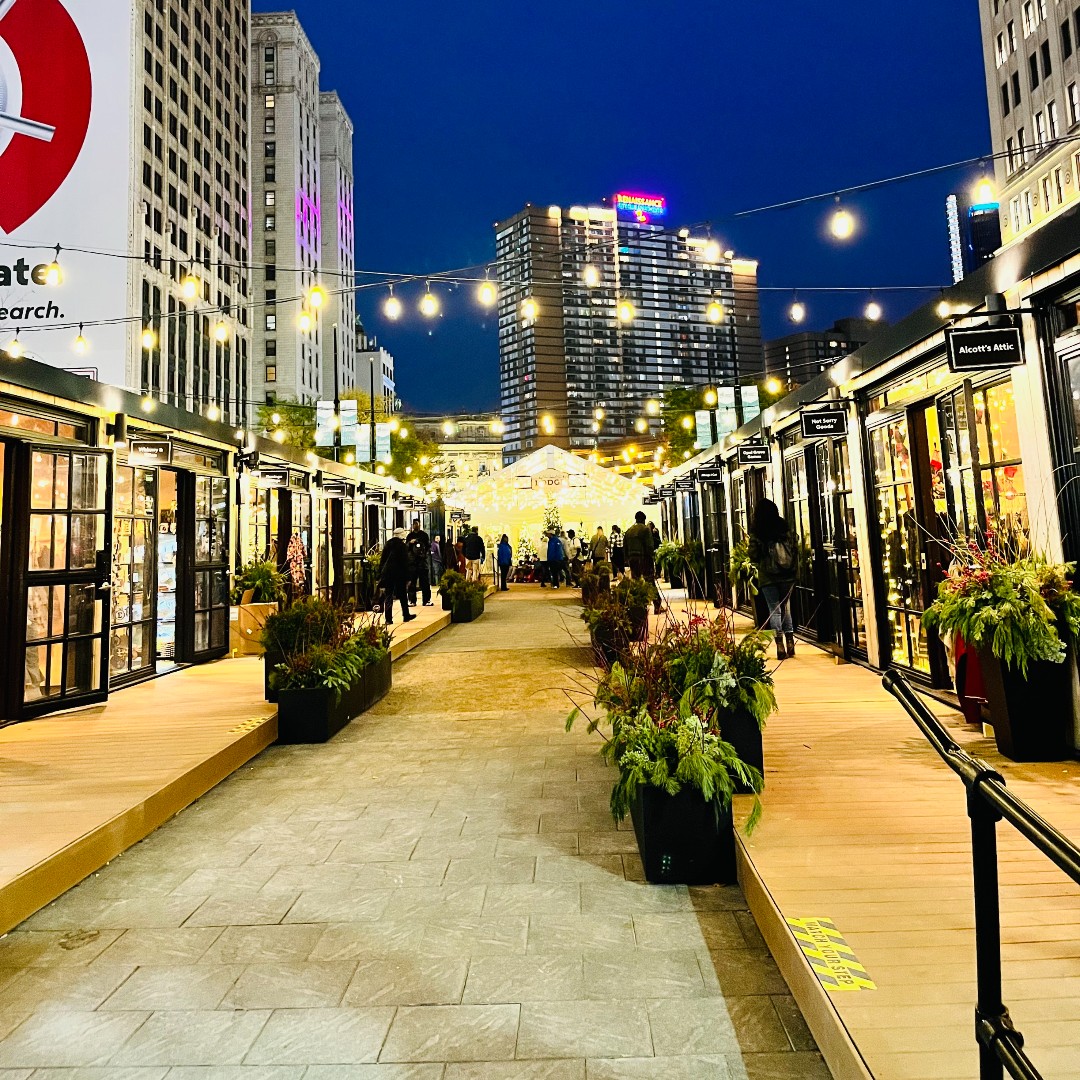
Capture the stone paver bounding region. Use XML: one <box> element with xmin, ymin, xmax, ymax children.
<box><xmin>0</xmin><ymin>589</ymin><xmax>829</xmax><ymax>1076</ymax></box>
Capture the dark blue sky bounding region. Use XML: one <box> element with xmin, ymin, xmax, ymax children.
<box><xmin>254</xmin><ymin>0</ymin><xmax>992</xmax><ymax>414</ymax></box>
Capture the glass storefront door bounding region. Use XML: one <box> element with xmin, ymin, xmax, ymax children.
<box><xmin>20</xmin><ymin>446</ymin><xmax>111</xmax><ymax>717</ymax></box>
<box><xmin>111</xmin><ymin>465</ymin><xmax>157</xmax><ymax>682</ymax></box>
<box><xmin>701</xmin><ymin>482</ymin><xmax>729</xmax><ymax>607</ymax></box>
<box><xmin>189</xmin><ymin>474</ymin><xmax>229</xmax><ymax>659</ymax></box>
<box><xmin>783</xmin><ymin>450</ymin><xmax>816</xmax><ymax>633</ymax></box>
<box><xmin>822</xmin><ymin>439</ymin><xmax>867</xmax><ymax>656</ymax></box>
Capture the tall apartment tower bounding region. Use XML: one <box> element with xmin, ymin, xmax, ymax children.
<box><xmin>318</xmin><ymin>92</ymin><xmax>357</xmax><ymax>399</ymax></box>
<box><xmin>494</xmin><ymin>197</ymin><xmax>763</xmax><ymax>462</ymax></box>
<box><xmin>134</xmin><ymin>0</ymin><xmax>252</xmax><ymax>423</ymax></box>
<box><xmin>946</xmin><ymin>189</ymin><xmax>1003</xmax><ymax>283</ymax></box>
<box><xmin>764</xmin><ymin>317</ymin><xmax>881</xmax><ymax>385</ymax></box>
<box><xmin>250</xmin><ymin>12</ymin><xmax>324</xmax><ymax>410</ymax></box>
<box><xmin>978</xmin><ymin>1</ymin><xmax>1080</xmax><ymax>244</ymax></box>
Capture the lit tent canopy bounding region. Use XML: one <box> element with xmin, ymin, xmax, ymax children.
<box><xmin>453</xmin><ymin>444</ymin><xmax>647</xmax><ymax>546</ymax></box>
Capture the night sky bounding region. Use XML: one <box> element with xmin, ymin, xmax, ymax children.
<box><xmin>252</xmin><ymin>0</ymin><xmax>992</xmax><ymax>414</ymax></box>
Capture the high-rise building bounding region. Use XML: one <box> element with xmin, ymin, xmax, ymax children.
<box><xmin>764</xmin><ymin>317</ymin><xmax>881</xmax><ymax>386</ymax></box>
<box><xmin>318</xmin><ymin>91</ymin><xmax>357</xmax><ymax>399</ymax></box>
<box><xmin>977</xmin><ymin>1</ymin><xmax>1080</xmax><ymax>244</ymax></box>
<box><xmin>947</xmin><ymin>189</ymin><xmax>1003</xmax><ymax>283</ymax></box>
<box><xmin>494</xmin><ymin>196</ymin><xmax>762</xmax><ymax>462</ymax></box>
<box><xmin>249</xmin><ymin>14</ymin><xmax>356</xmax><ymax>419</ymax></box>
<box><xmin>250</xmin><ymin>13</ymin><xmax>323</xmax><ymax>411</ymax></box>
<box><xmin>356</xmin><ymin>331</ymin><xmax>397</xmax><ymax>415</ymax></box>
<box><xmin>134</xmin><ymin>0</ymin><xmax>253</xmax><ymax>423</ymax></box>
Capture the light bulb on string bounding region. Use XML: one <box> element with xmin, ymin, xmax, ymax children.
<box><xmin>181</xmin><ymin>275</ymin><xmax>199</xmax><ymax>300</ymax></box>
<box><xmin>44</xmin><ymin>260</ymin><xmax>62</xmax><ymax>288</ymax></box>
<box><xmin>829</xmin><ymin>198</ymin><xmax>856</xmax><ymax>240</ymax></box>
<box><xmin>617</xmin><ymin>299</ymin><xmax>636</xmax><ymax>323</ymax></box>
<box><xmin>703</xmin><ymin>240</ymin><xmax>722</xmax><ymax>263</ymax></box>
<box><xmin>477</xmin><ymin>279</ymin><xmax>497</xmax><ymax>307</ymax></box>
<box><xmin>141</xmin><ymin>327</ymin><xmax>157</xmax><ymax>349</ymax></box>
<box><xmin>384</xmin><ymin>286</ymin><xmax>403</xmax><ymax>320</ymax></box>
<box><xmin>271</xmin><ymin>411</ymin><xmax>282</xmax><ymax>426</ymax></box>
<box><xmin>73</xmin><ymin>324</ymin><xmax>88</xmax><ymax>354</ymax></box>
<box><xmin>521</xmin><ymin>297</ymin><xmax>539</xmax><ymax>323</ymax></box>
<box><xmin>865</xmin><ymin>296</ymin><xmax>883</xmax><ymax>322</ymax></box>
<box><xmin>205</xmin><ymin>404</ymin><xmax>221</xmax><ymax>421</ymax></box>
<box><xmin>420</xmin><ymin>283</ymin><xmax>439</xmax><ymax>318</ymax></box>
<box><xmin>298</xmin><ymin>310</ymin><xmax>313</xmax><ymax>332</ymax></box>
<box><xmin>706</xmin><ymin>300</ymin><xmax>725</xmax><ymax>324</ymax></box>
<box><xmin>272</xmin><ymin>429</ymin><xmax>286</xmax><ymax>444</ymax></box>
<box><xmin>583</xmin><ymin>264</ymin><xmax>600</xmax><ymax>287</ymax></box>
<box><xmin>973</xmin><ymin>176</ymin><xmax>996</xmax><ymax>205</ymax></box>
<box><xmin>214</xmin><ymin>321</ymin><xmax>229</xmax><ymax>342</ymax></box>
<box><xmin>5</xmin><ymin>330</ymin><xmax>23</xmax><ymax>359</ymax></box>
<box><xmin>703</xmin><ymin>388</ymin><xmax>718</xmax><ymax>406</ymax></box>
<box><xmin>307</xmin><ymin>284</ymin><xmax>327</xmax><ymax>309</ymax></box>
<box><xmin>788</xmin><ymin>296</ymin><xmax>807</xmax><ymax>324</ymax></box>
<box><xmin>936</xmin><ymin>291</ymin><xmax>952</xmax><ymax>320</ymax></box>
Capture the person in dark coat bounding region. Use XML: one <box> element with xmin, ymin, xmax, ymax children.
<box><xmin>748</xmin><ymin>498</ymin><xmax>798</xmax><ymax>660</ymax></box>
<box><xmin>406</xmin><ymin>519</ymin><xmax>433</xmax><ymax>606</ymax></box>
<box><xmin>610</xmin><ymin>524</ymin><xmax>626</xmax><ymax>578</ymax></box>
<box><xmin>441</xmin><ymin>535</ymin><xmax>458</xmax><ymax>577</ymax></box>
<box><xmin>379</xmin><ymin>528</ymin><xmax>415</xmax><ymax>625</ymax></box>
<box><xmin>546</xmin><ymin>531</ymin><xmax>566</xmax><ymax>590</ymax></box>
<box><xmin>430</xmin><ymin>535</ymin><xmax>444</xmax><ymax>585</ymax></box>
<box><xmin>497</xmin><ymin>534</ymin><xmax>513</xmax><ymax>591</ymax></box>
<box><xmin>463</xmin><ymin>526</ymin><xmax>486</xmax><ymax>582</ymax></box>
<box><xmin>624</xmin><ymin>511</ymin><xmax>662</xmax><ymax>614</ymax></box>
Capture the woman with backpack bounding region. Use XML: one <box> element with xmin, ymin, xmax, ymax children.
<box><xmin>748</xmin><ymin>498</ymin><xmax>797</xmax><ymax>660</ymax></box>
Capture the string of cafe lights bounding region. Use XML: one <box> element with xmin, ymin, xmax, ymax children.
<box><xmin>1</xmin><ymin>130</ymin><xmax>1042</xmax><ymax>354</ymax></box>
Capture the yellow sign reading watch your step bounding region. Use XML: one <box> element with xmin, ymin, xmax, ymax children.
<box><xmin>787</xmin><ymin>917</ymin><xmax>877</xmax><ymax>992</ymax></box>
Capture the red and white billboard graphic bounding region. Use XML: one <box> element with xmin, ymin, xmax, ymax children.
<box><xmin>0</xmin><ymin>0</ymin><xmax>132</xmax><ymax>385</ymax></box>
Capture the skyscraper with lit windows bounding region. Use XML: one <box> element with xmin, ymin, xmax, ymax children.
<box><xmin>494</xmin><ymin>196</ymin><xmax>762</xmax><ymax>462</ymax></box>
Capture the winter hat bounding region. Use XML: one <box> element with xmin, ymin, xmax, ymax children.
<box><xmin>392</xmin><ymin>528</ymin><xmax>407</xmax><ymax>539</ymax></box>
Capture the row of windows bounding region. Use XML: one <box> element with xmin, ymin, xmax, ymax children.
<box><xmin>1003</xmin><ymin>87</ymin><xmax>1080</xmax><ymax>172</ymax></box>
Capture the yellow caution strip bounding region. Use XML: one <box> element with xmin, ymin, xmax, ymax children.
<box><xmin>787</xmin><ymin>917</ymin><xmax>877</xmax><ymax>992</ymax></box>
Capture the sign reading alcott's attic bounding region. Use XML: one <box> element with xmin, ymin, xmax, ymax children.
<box><xmin>737</xmin><ymin>442</ymin><xmax>772</xmax><ymax>465</ymax></box>
<box><xmin>801</xmin><ymin>409</ymin><xmax>848</xmax><ymax>439</ymax></box>
<box><xmin>946</xmin><ymin>327</ymin><xmax>1024</xmax><ymax>372</ymax></box>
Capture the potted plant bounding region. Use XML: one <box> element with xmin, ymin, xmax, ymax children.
<box><xmin>679</xmin><ymin>539</ymin><xmax>707</xmax><ymax>600</ymax></box>
<box><xmin>567</xmin><ymin>613</ymin><xmax>769</xmax><ymax>884</ymax></box>
<box><xmin>655</xmin><ymin>539</ymin><xmax>682</xmax><ymax>588</ymax></box>
<box><xmin>580</xmin><ymin>569</ymin><xmax>603</xmax><ymax>607</ymax></box>
<box><xmin>593</xmin><ymin>559</ymin><xmax>613</xmax><ymax>593</ymax></box>
<box><xmin>439</xmin><ymin>569</ymin><xmax>486</xmax><ymax>623</ymax></box>
<box><xmin>614</xmin><ymin>577</ymin><xmax>656</xmax><ymax>640</ymax></box>
<box><xmin>230</xmin><ymin>559</ymin><xmax>286</xmax><ymax>656</ymax></box>
<box><xmin>922</xmin><ymin>535</ymin><xmax>1080</xmax><ymax>761</ymax></box>
<box><xmin>270</xmin><ymin>616</ymin><xmax>392</xmax><ymax>743</ymax></box>
<box><xmin>261</xmin><ymin>597</ymin><xmax>350</xmax><ymax>702</ymax></box>
<box><xmin>729</xmin><ymin>539</ymin><xmax>759</xmax><ymax>616</ymax></box>
<box><xmin>582</xmin><ymin>591</ymin><xmax>635</xmax><ymax>668</ymax></box>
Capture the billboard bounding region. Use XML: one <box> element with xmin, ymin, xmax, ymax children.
<box><xmin>0</xmin><ymin>0</ymin><xmax>133</xmax><ymax>384</ymax></box>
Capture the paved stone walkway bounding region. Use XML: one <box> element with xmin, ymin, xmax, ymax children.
<box><xmin>0</xmin><ymin>589</ymin><xmax>829</xmax><ymax>1079</ymax></box>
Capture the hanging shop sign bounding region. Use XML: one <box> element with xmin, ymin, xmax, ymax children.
<box><xmin>642</xmin><ymin>491</ymin><xmax>660</xmax><ymax>505</ymax></box>
<box><xmin>316</xmin><ymin>473</ymin><xmax>355</xmax><ymax>499</ymax></box>
<box><xmin>657</xmin><ymin>484</ymin><xmax>676</xmax><ymax>498</ymax></box>
<box><xmin>255</xmin><ymin>467</ymin><xmax>289</xmax><ymax>489</ymax></box>
<box><xmin>674</xmin><ymin>476</ymin><xmax>696</xmax><ymax>492</ymax></box>
<box><xmin>287</xmin><ymin>470</ymin><xmax>310</xmax><ymax>493</ymax></box>
<box><xmin>366</xmin><ymin>489</ymin><xmax>387</xmax><ymax>504</ymax></box>
<box><xmin>696</xmin><ymin>465</ymin><xmax>725</xmax><ymax>482</ymax></box>
<box><xmin>945</xmin><ymin>326</ymin><xmax>1025</xmax><ymax>372</ymax></box>
<box><xmin>127</xmin><ymin>438</ymin><xmax>172</xmax><ymax>466</ymax></box>
<box><xmin>801</xmin><ymin>408</ymin><xmax>848</xmax><ymax>439</ymax></box>
<box><xmin>737</xmin><ymin>442</ymin><xmax>772</xmax><ymax>466</ymax></box>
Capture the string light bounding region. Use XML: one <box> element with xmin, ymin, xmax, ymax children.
<box><xmin>521</xmin><ymin>297</ymin><xmax>539</xmax><ymax>323</ymax></box>
<box><xmin>617</xmin><ymin>299</ymin><xmax>636</xmax><ymax>323</ymax></box>
<box><xmin>865</xmin><ymin>297</ymin><xmax>883</xmax><ymax>321</ymax></box>
<box><xmin>789</xmin><ymin>298</ymin><xmax>807</xmax><ymax>324</ymax></box>
<box><xmin>477</xmin><ymin>279</ymin><xmax>497</xmax><ymax>307</ymax></box>
<box><xmin>5</xmin><ymin>331</ymin><xmax>23</xmax><ymax>359</ymax></box>
<box><xmin>73</xmin><ymin>324</ymin><xmax>88</xmax><ymax>353</ymax></box>
<box><xmin>181</xmin><ymin>276</ymin><xmax>199</xmax><ymax>300</ymax></box>
<box><xmin>205</xmin><ymin>404</ymin><xmax>221</xmax><ymax>421</ymax></box>
<box><xmin>44</xmin><ymin>261</ymin><xmax>62</xmax><ymax>287</ymax></box>
<box><xmin>829</xmin><ymin>199</ymin><xmax>856</xmax><ymax>240</ymax></box>
<box><xmin>703</xmin><ymin>240</ymin><xmax>722</xmax><ymax>263</ymax></box>
<box><xmin>141</xmin><ymin>328</ymin><xmax>157</xmax><ymax>349</ymax></box>
<box><xmin>645</xmin><ymin>399</ymin><xmax>660</xmax><ymax>416</ymax></box>
<box><xmin>634</xmin><ymin>418</ymin><xmax>648</xmax><ymax>433</ymax></box>
<box><xmin>307</xmin><ymin>284</ymin><xmax>327</xmax><ymax>309</ymax></box>
<box><xmin>706</xmin><ymin>300</ymin><xmax>725</xmax><ymax>324</ymax></box>
<box><xmin>593</xmin><ymin>407</ymin><xmax>605</xmax><ymax>421</ymax></box>
<box><xmin>213</xmin><ymin>322</ymin><xmax>229</xmax><ymax>342</ymax></box>
<box><xmin>765</xmin><ymin>376</ymin><xmax>783</xmax><ymax>394</ymax></box>
<box><xmin>936</xmin><ymin>291</ymin><xmax>952</xmax><ymax>319</ymax></box>
<box><xmin>141</xmin><ymin>396</ymin><xmax>156</xmax><ymax>413</ymax></box>
<box><xmin>583</xmin><ymin>264</ymin><xmax>600</xmax><ymax>287</ymax></box>
<box><xmin>384</xmin><ymin>286</ymin><xmax>403</xmax><ymax>320</ymax></box>
<box><xmin>271</xmin><ymin>411</ymin><xmax>282</xmax><ymax>425</ymax></box>
<box><xmin>298</xmin><ymin>310</ymin><xmax>313</xmax><ymax>332</ymax></box>
<box><xmin>272</xmin><ymin>429</ymin><xmax>286</xmax><ymax>443</ymax></box>
<box><xmin>420</xmin><ymin>283</ymin><xmax>439</xmax><ymax>317</ymax></box>
<box><xmin>703</xmin><ymin>388</ymin><xmax>718</xmax><ymax>406</ymax></box>
<box><xmin>680</xmin><ymin>415</ymin><xmax>694</xmax><ymax>430</ymax></box>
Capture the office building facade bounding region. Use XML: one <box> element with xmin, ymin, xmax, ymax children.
<box><xmin>494</xmin><ymin>198</ymin><xmax>762</xmax><ymax>462</ymax></box>
<box><xmin>978</xmin><ymin>0</ymin><xmax>1080</xmax><ymax>243</ymax></box>
<box><xmin>356</xmin><ymin>332</ymin><xmax>397</xmax><ymax>415</ymax></box>
<box><xmin>764</xmin><ymin>317</ymin><xmax>880</xmax><ymax>386</ymax></box>
<box><xmin>134</xmin><ymin>0</ymin><xmax>252</xmax><ymax>424</ymax></box>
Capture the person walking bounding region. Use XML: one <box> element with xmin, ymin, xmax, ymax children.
<box><xmin>379</xmin><ymin>527</ymin><xmax>415</xmax><ymax>625</ymax></box>
<box><xmin>463</xmin><ymin>525</ymin><xmax>486</xmax><ymax>582</ymax></box>
<box><xmin>748</xmin><ymin>498</ymin><xmax>798</xmax><ymax>660</ymax></box>
<box><xmin>441</xmin><ymin>534</ymin><xmax>458</xmax><ymax>579</ymax></box>
<box><xmin>624</xmin><ymin>511</ymin><xmax>662</xmax><ymax>614</ymax></box>
<box><xmin>536</xmin><ymin>531</ymin><xmax>549</xmax><ymax>587</ymax></box>
<box><xmin>430</xmin><ymin>534</ymin><xmax>444</xmax><ymax>585</ymax></box>
<box><xmin>565</xmin><ymin>529</ymin><xmax>584</xmax><ymax>586</ymax></box>
<box><xmin>559</xmin><ymin>530</ymin><xmax>574</xmax><ymax>587</ymax></box>
<box><xmin>496</xmin><ymin>534</ymin><xmax>513</xmax><ymax>591</ymax></box>
<box><xmin>547</xmin><ymin>530</ymin><xmax>567</xmax><ymax>589</ymax></box>
<box><xmin>406</xmin><ymin>519</ymin><xmax>434</xmax><ymax>606</ymax></box>
<box><xmin>589</xmin><ymin>526</ymin><xmax>609</xmax><ymax>564</ymax></box>
<box><xmin>610</xmin><ymin>524</ymin><xmax>625</xmax><ymax>578</ymax></box>
<box><xmin>648</xmin><ymin>520</ymin><xmax>662</xmax><ymax>553</ymax></box>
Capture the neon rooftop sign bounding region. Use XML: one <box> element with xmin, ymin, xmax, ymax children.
<box><xmin>614</xmin><ymin>192</ymin><xmax>667</xmax><ymax>222</ymax></box>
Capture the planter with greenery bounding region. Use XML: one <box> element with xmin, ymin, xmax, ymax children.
<box><xmin>439</xmin><ymin>570</ymin><xmax>486</xmax><ymax>622</ymax></box>
<box><xmin>655</xmin><ymin>540</ymin><xmax>682</xmax><ymax>588</ymax></box>
<box><xmin>679</xmin><ymin>540</ymin><xmax>707</xmax><ymax>599</ymax></box>
<box><xmin>568</xmin><ymin>613</ymin><xmax>770</xmax><ymax>884</ymax></box>
<box><xmin>261</xmin><ymin>597</ymin><xmax>352</xmax><ymax>703</ymax></box>
<box><xmin>230</xmin><ymin>559</ymin><xmax>286</xmax><ymax>656</ymax></box>
<box><xmin>922</xmin><ymin>537</ymin><xmax>1080</xmax><ymax>761</ymax></box>
<box><xmin>729</xmin><ymin>539</ymin><xmax>760</xmax><ymax>616</ymax></box>
<box><xmin>269</xmin><ymin>614</ymin><xmax>391</xmax><ymax>743</ymax></box>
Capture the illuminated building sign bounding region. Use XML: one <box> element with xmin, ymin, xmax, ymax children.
<box><xmin>614</xmin><ymin>192</ymin><xmax>667</xmax><ymax>222</ymax></box>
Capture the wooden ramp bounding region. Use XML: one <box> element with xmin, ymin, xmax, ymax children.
<box><xmin>734</xmin><ymin>648</ymin><xmax>1080</xmax><ymax>1080</ymax></box>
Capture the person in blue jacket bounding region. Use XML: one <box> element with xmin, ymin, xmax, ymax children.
<box><xmin>547</xmin><ymin>531</ymin><xmax>566</xmax><ymax>589</ymax></box>
<box><xmin>496</xmin><ymin>534</ymin><xmax>513</xmax><ymax>591</ymax></box>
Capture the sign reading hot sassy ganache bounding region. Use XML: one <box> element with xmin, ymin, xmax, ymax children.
<box><xmin>946</xmin><ymin>327</ymin><xmax>1024</xmax><ymax>372</ymax></box>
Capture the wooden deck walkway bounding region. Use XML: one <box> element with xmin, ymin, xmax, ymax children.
<box><xmin>734</xmin><ymin>646</ymin><xmax>1080</xmax><ymax>1080</ymax></box>
<box><xmin>0</xmin><ymin>595</ymin><xmax>456</xmax><ymax>937</ymax></box>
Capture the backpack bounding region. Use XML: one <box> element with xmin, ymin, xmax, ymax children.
<box><xmin>766</xmin><ymin>536</ymin><xmax>796</xmax><ymax>574</ymax></box>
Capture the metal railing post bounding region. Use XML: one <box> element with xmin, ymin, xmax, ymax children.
<box><xmin>969</xmin><ymin>771</ymin><xmax>1006</xmax><ymax>1080</ymax></box>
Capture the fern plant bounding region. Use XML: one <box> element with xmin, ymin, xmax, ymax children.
<box><xmin>729</xmin><ymin>539</ymin><xmax>758</xmax><ymax>597</ymax></box>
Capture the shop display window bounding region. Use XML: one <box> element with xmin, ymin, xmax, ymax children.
<box><xmin>111</xmin><ymin>466</ymin><xmax>157</xmax><ymax>680</ymax></box>
<box><xmin>193</xmin><ymin>475</ymin><xmax>229</xmax><ymax>654</ymax></box>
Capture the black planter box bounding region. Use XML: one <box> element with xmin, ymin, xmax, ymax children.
<box><xmin>276</xmin><ymin>653</ymin><xmax>393</xmax><ymax>744</ymax></box>
<box><xmin>264</xmin><ymin>648</ymin><xmax>284</xmax><ymax>703</ymax></box>
<box><xmin>669</xmin><ymin>570</ymin><xmax>684</xmax><ymax>589</ymax></box>
<box><xmin>719</xmin><ymin>708</ymin><xmax>764</xmax><ymax>793</ymax></box>
<box><xmin>589</xmin><ymin>626</ymin><xmax>621</xmax><ymax>668</ymax></box>
<box><xmin>684</xmin><ymin>574</ymin><xmax>706</xmax><ymax>601</ymax></box>
<box><xmin>630</xmin><ymin>786</ymin><xmax>737</xmax><ymax>885</ymax></box>
<box><xmin>976</xmin><ymin>648</ymin><xmax>1073</xmax><ymax>761</ymax></box>
<box><xmin>451</xmin><ymin>594</ymin><xmax>485</xmax><ymax>623</ymax></box>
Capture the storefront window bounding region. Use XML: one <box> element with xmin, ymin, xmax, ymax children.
<box><xmin>193</xmin><ymin>476</ymin><xmax>229</xmax><ymax>654</ymax></box>
<box><xmin>783</xmin><ymin>452</ymin><xmax>813</xmax><ymax>630</ymax></box>
<box><xmin>974</xmin><ymin>381</ymin><xmax>1028</xmax><ymax>550</ymax></box>
<box><xmin>111</xmin><ymin>466</ymin><xmax>156</xmax><ymax>680</ymax></box>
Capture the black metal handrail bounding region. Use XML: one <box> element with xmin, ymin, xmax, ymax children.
<box><xmin>883</xmin><ymin>669</ymin><xmax>1080</xmax><ymax>1080</ymax></box>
